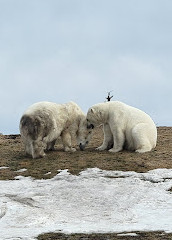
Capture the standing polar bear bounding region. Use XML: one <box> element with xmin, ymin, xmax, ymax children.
<box><xmin>86</xmin><ymin>101</ymin><xmax>157</xmax><ymax>153</ymax></box>
<box><xmin>20</xmin><ymin>101</ymin><xmax>92</xmax><ymax>158</ymax></box>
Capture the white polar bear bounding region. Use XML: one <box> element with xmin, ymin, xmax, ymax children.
<box><xmin>86</xmin><ymin>101</ymin><xmax>157</xmax><ymax>153</ymax></box>
<box><xmin>20</xmin><ymin>101</ymin><xmax>92</xmax><ymax>158</ymax></box>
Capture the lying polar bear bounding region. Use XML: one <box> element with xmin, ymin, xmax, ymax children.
<box><xmin>20</xmin><ymin>101</ymin><xmax>92</xmax><ymax>158</ymax></box>
<box><xmin>86</xmin><ymin>101</ymin><xmax>157</xmax><ymax>153</ymax></box>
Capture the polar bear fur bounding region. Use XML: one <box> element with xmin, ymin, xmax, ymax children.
<box><xmin>87</xmin><ymin>101</ymin><xmax>157</xmax><ymax>153</ymax></box>
<box><xmin>20</xmin><ymin>101</ymin><xmax>92</xmax><ymax>158</ymax></box>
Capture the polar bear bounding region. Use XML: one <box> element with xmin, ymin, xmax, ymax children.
<box><xmin>20</xmin><ymin>101</ymin><xmax>92</xmax><ymax>158</ymax></box>
<box><xmin>86</xmin><ymin>101</ymin><xmax>157</xmax><ymax>153</ymax></box>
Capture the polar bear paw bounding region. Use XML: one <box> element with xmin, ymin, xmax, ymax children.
<box><xmin>96</xmin><ymin>145</ymin><xmax>107</xmax><ymax>151</ymax></box>
<box><xmin>64</xmin><ymin>147</ymin><xmax>76</xmax><ymax>152</ymax></box>
<box><xmin>70</xmin><ymin>147</ymin><xmax>77</xmax><ymax>152</ymax></box>
<box><xmin>33</xmin><ymin>152</ymin><xmax>46</xmax><ymax>159</ymax></box>
<box><xmin>108</xmin><ymin>147</ymin><xmax>122</xmax><ymax>153</ymax></box>
<box><xmin>135</xmin><ymin>147</ymin><xmax>151</xmax><ymax>153</ymax></box>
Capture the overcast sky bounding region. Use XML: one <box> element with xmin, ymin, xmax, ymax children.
<box><xmin>0</xmin><ymin>0</ymin><xmax>172</xmax><ymax>134</ymax></box>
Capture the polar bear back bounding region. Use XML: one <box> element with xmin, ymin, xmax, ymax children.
<box><xmin>108</xmin><ymin>101</ymin><xmax>156</xmax><ymax>128</ymax></box>
<box><xmin>23</xmin><ymin>101</ymin><xmax>84</xmax><ymax>128</ymax></box>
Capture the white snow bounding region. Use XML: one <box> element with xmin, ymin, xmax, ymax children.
<box><xmin>44</xmin><ymin>172</ymin><xmax>51</xmax><ymax>175</ymax></box>
<box><xmin>117</xmin><ymin>233</ymin><xmax>138</xmax><ymax>236</ymax></box>
<box><xmin>15</xmin><ymin>168</ymin><xmax>27</xmax><ymax>173</ymax></box>
<box><xmin>0</xmin><ymin>167</ymin><xmax>9</xmax><ymax>170</ymax></box>
<box><xmin>0</xmin><ymin>168</ymin><xmax>172</xmax><ymax>240</ymax></box>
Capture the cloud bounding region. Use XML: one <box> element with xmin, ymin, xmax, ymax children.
<box><xmin>0</xmin><ymin>0</ymin><xmax>172</xmax><ymax>133</ymax></box>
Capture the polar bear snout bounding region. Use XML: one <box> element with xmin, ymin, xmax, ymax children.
<box><xmin>79</xmin><ymin>140</ymin><xmax>89</xmax><ymax>151</ymax></box>
<box><xmin>77</xmin><ymin>119</ymin><xmax>93</xmax><ymax>151</ymax></box>
<box><xmin>79</xmin><ymin>143</ymin><xmax>85</xmax><ymax>151</ymax></box>
<box><xmin>87</xmin><ymin>123</ymin><xmax>94</xmax><ymax>129</ymax></box>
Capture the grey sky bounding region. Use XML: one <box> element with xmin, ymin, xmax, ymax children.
<box><xmin>0</xmin><ymin>0</ymin><xmax>172</xmax><ymax>134</ymax></box>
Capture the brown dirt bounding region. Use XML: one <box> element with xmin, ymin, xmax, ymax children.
<box><xmin>0</xmin><ymin>126</ymin><xmax>172</xmax><ymax>239</ymax></box>
<box><xmin>0</xmin><ymin>126</ymin><xmax>172</xmax><ymax>180</ymax></box>
<box><xmin>38</xmin><ymin>232</ymin><xmax>172</xmax><ymax>240</ymax></box>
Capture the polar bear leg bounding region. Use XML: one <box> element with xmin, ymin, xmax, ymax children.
<box><xmin>132</xmin><ymin>123</ymin><xmax>153</xmax><ymax>153</ymax></box>
<box><xmin>61</xmin><ymin>131</ymin><xmax>76</xmax><ymax>152</ymax></box>
<box><xmin>96</xmin><ymin>123</ymin><xmax>113</xmax><ymax>151</ymax></box>
<box><xmin>31</xmin><ymin>140</ymin><xmax>46</xmax><ymax>159</ymax></box>
<box><xmin>46</xmin><ymin>140</ymin><xmax>56</xmax><ymax>151</ymax></box>
<box><xmin>24</xmin><ymin>140</ymin><xmax>32</xmax><ymax>156</ymax></box>
<box><xmin>109</xmin><ymin>127</ymin><xmax>125</xmax><ymax>153</ymax></box>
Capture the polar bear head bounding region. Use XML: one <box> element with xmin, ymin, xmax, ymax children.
<box><xmin>86</xmin><ymin>103</ymin><xmax>108</xmax><ymax>128</ymax></box>
<box><xmin>77</xmin><ymin>118</ymin><xmax>93</xmax><ymax>151</ymax></box>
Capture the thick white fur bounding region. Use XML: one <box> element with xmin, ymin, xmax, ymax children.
<box><xmin>20</xmin><ymin>101</ymin><xmax>92</xmax><ymax>158</ymax></box>
<box><xmin>87</xmin><ymin>101</ymin><xmax>157</xmax><ymax>153</ymax></box>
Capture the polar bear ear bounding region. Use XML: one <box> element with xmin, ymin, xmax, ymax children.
<box><xmin>90</xmin><ymin>108</ymin><xmax>95</xmax><ymax>114</ymax></box>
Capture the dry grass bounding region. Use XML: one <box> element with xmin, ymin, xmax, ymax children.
<box><xmin>38</xmin><ymin>232</ymin><xmax>172</xmax><ymax>240</ymax></box>
<box><xmin>0</xmin><ymin>126</ymin><xmax>172</xmax><ymax>180</ymax></box>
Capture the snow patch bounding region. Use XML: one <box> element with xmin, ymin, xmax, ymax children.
<box><xmin>44</xmin><ymin>172</ymin><xmax>51</xmax><ymax>175</ymax></box>
<box><xmin>0</xmin><ymin>166</ymin><xmax>9</xmax><ymax>170</ymax></box>
<box><xmin>0</xmin><ymin>168</ymin><xmax>172</xmax><ymax>240</ymax></box>
<box><xmin>15</xmin><ymin>168</ymin><xmax>27</xmax><ymax>173</ymax></box>
<box><xmin>117</xmin><ymin>233</ymin><xmax>138</xmax><ymax>236</ymax></box>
